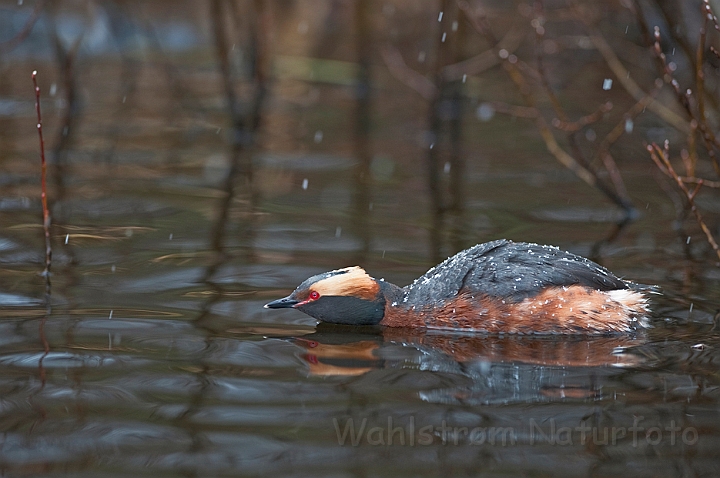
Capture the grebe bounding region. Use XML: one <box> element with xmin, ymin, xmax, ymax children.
<box><xmin>264</xmin><ymin>239</ymin><xmax>651</xmax><ymax>334</ymax></box>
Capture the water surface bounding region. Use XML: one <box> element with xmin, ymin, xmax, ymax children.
<box><xmin>0</xmin><ymin>1</ymin><xmax>719</xmax><ymax>476</ymax></box>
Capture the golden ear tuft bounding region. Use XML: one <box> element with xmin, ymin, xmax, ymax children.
<box><xmin>313</xmin><ymin>266</ymin><xmax>379</xmax><ymax>300</ymax></box>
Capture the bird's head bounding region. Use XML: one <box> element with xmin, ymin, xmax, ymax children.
<box><xmin>264</xmin><ymin>266</ymin><xmax>386</xmax><ymax>325</ymax></box>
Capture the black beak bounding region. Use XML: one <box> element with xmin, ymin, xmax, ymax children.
<box><xmin>264</xmin><ymin>296</ymin><xmax>299</xmax><ymax>309</ymax></box>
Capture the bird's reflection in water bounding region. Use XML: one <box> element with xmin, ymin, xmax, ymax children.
<box><xmin>290</xmin><ymin>323</ymin><xmax>646</xmax><ymax>404</ymax></box>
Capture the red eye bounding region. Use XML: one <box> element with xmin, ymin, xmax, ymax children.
<box><xmin>309</xmin><ymin>291</ymin><xmax>320</xmax><ymax>301</ymax></box>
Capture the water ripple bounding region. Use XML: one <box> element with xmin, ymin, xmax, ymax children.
<box><xmin>0</xmin><ymin>352</ymin><xmax>131</xmax><ymax>368</ymax></box>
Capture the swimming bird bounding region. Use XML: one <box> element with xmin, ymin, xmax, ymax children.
<box><xmin>264</xmin><ymin>239</ymin><xmax>652</xmax><ymax>334</ymax></box>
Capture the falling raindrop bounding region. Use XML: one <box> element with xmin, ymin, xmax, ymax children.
<box><xmin>335</xmin><ymin>226</ymin><xmax>342</xmax><ymax>238</ymax></box>
<box><xmin>476</xmin><ymin>103</ymin><xmax>495</xmax><ymax>121</ymax></box>
<box><xmin>624</xmin><ymin>118</ymin><xmax>633</xmax><ymax>133</ymax></box>
<box><xmin>602</xmin><ymin>78</ymin><xmax>613</xmax><ymax>90</ymax></box>
<box><xmin>314</xmin><ymin>130</ymin><xmax>323</xmax><ymax>143</ymax></box>
<box><xmin>302</xmin><ymin>178</ymin><xmax>309</xmax><ymax>190</ymax></box>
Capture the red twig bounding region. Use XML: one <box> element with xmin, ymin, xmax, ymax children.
<box><xmin>32</xmin><ymin>71</ymin><xmax>52</xmax><ymax>293</ymax></box>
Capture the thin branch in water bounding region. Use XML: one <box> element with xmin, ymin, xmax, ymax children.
<box><xmin>652</xmin><ymin>24</ymin><xmax>720</xmax><ymax>177</ymax></box>
<box><xmin>594</xmin><ymin>86</ymin><xmax>663</xmax><ymax>202</ymax></box>
<box><xmin>678</xmin><ymin>176</ymin><xmax>720</xmax><ymax>188</ymax></box>
<box><xmin>647</xmin><ymin>142</ymin><xmax>720</xmax><ymax>261</ymax></box>
<box><xmin>488</xmin><ymin>101</ymin><xmax>540</xmax><ymax>118</ymax></box>
<box><xmin>551</xmin><ymin>102</ymin><xmax>613</xmax><ymax>132</ymax></box>
<box><xmin>457</xmin><ymin>0</ymin><xmax>634</xmax><ymax>213</ymax></box>
<box><xmin>380</xmin><ymin>45</ymin><xmax>436</xmax><ymax>100</ymax></box>
<box><xmin>32</xmin><ymin>71</ymin><xmax>52</xmax><ymax>302</ymax></box>
<box><xmin>441</xmin><ymin>23</ymin><xmax>524</xmax><ymax>81</ymax></box>
<box><xmin>710</xmin><ymin>46</ymin><xmax>720</xmax><ymax>60</ymax></box>
<box><xmin>572</xmin><ymin>0</ymin><xmax>689</xmax><ymax>133</ymax></box>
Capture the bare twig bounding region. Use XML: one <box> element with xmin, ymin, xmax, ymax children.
<box><xmin>380</xmin><ymin>45</ymin><xmax>436</xmax><ymax>100</ymax></box>
<box><xmin>595</xmin><ymin>90</ymin><xmax>658</xmax><ymax>199</ymax></box>
<box><xmin>710</xmin><ymin>46</ymin><xmax>720</xmax><ymax>60</ymax></box>
<box><xmin>32</xmin><ymin>71</ymin><xmax>52</xmax><ymax>299</ymax></box>
<box><xmin>551</xmin><ymin>102</ymin><xmax>613</xmax><ymax>132</ymax></box>
<box><xmin>648</xmin><ymin>142</ymin><xmax>720</xmax><ymax>261</ymax></box>
<box><xmin>441</xmin><ymin>23</ymin><xmax>525</xmax><ymax>81</ymax></box>
<box><xmin>528</xmin><ymin>2</ymin><xmax>633</xmax><ymax>210</ymax></box>
<box><xmin>678</xmin><ymin>176</ymin><xmax>720</xmax><ymax>188</ymax></box>
<box><xmin>458</xmin><ymin>2</ymin><xmax>587</xmax><ymax>178</ymax></box>
<box><xmin>487</xmin><ymin>101</ymin><xmax>540</xmax><ymax>118</ymax></box>
<box><xmin>571</xmin><ymin>1</ymin><xmax>689</xmax><ymax>133</ymax></box>
<box><xmin>652</xmin><ymin>24</ymin><xmax>720</xmax><ymax>177</ymax></box>
<box><xmin>457</xmin><ymin>0</ymin><xmax>634</xmax><ymax>213</ymax></box>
